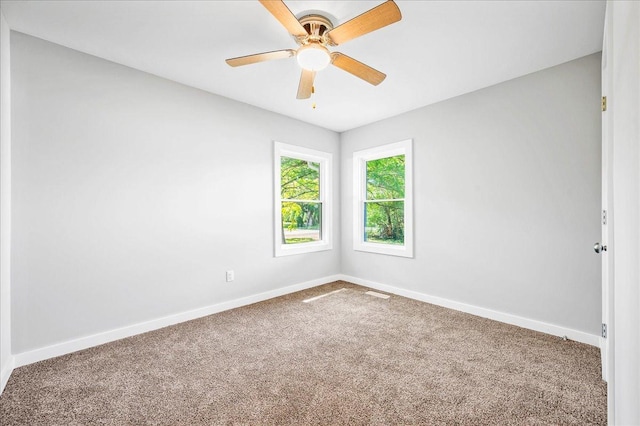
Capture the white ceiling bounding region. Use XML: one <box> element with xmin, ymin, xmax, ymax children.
<box><xmin>1</xmin><ymin>0</ymin><xmax>605</xmax><ymax>132</ymax></box>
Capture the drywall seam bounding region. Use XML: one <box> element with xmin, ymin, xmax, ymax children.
<box><xmin>13</xmin><ymin>275</ymin><xmax>341</xmax><ymax>368</ymax></box>
<box><xmin>339</xmin><ymin>274</ymin><xmax>600</xmax><ymax>347</ymax></box>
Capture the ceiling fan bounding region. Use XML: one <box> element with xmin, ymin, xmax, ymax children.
<box><xmin>225</xmin><ymin>0</ymin><xmax>402</xmax><ymax>99</ymax></box>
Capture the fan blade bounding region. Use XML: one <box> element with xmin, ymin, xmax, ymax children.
<box><xmin>225</xmin><ymin>49</ymin><xmax>295</xmax><ymax>67</ymax></box>
<box><xmin>297</xmin><ymin>69</ymin><xmax>316</xmax><ymax>99</ymax></box>
<box><xmin>331</xmin><ymin>52</ymin><xmax>386</xmax><ymax>86</ymax></box>
<box><xmin>259</xmin><ymin>0</ymin><xmax>308</xmax><ymax>38</ymax></box>
<box><xmin>326</xmin><ymin>1</ymin><xmax>401</xmax><ymax>46</ymax></box>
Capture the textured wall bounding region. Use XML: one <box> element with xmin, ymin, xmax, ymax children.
<box><xmin>9</xmin><ymin>30</ymin><xmax>603</xmax><ymax>357</ymax></box>
<box><xmin>10</xmin><ymin>32</ymin><xmax>340</xmax><ymax>353</ymax></box>
<box><xmin>340</xmin><ymin>54</ymin><xmax>602</xmax><ymax>335</ymax></box>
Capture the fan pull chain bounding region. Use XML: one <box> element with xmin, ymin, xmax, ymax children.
<box><xmin>312</xmin><ymin>86</ymin><xmax>316</xmax><ymax>109</ymax></box>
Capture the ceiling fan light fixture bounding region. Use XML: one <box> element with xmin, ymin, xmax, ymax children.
<box><xmin>296</xmin><ymin>43</ymin><xmax>331</xmax><ymax>71</ymax></box>
<box><xmin>226</xmin><ymin>0</ymin><xmax>403</xmax><ymax>98</ymax></box>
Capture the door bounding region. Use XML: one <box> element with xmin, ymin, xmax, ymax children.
<box><xmin>600</xmin><ymin>7</ymin><xmax>615</xmax><ymax>423</ymax></box>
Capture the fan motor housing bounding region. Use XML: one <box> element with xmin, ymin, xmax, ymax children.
<box><xmin>297</xmin><ymin>14</ymin><xmax>335</xmax><ymax>45</ymax></box>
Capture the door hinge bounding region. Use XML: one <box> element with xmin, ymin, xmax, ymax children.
<box><xmin>602</xmin><ymin>209</ymin><xmax>607</xmax><ymax>225</ymax></box>
<box><xmin>602</xmin><ymin>323</ymin><xmax>607</xmax><ymax>339</ymax></box>
<box><xmin>602</xmin><ymin>96</ymin><xmax>607</xmax><ymax>111</ymax></box>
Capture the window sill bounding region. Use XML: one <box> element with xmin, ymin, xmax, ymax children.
<box><xmin>354</xmin><ymin>242</ymin><xmax>413</xmax><ymax>258</ymax></box>
<box><xmin>275</xmin><ymin>241</ymin><xmax>332</xmax><ymax>257</ymax></box>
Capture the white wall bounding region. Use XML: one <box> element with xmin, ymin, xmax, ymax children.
<box><xmin>6</xmin><ymin>28</ymin><xmax>605</xmax><ymax>379</ymax></box>
<box><xmin>10</xmin><ymin>32</ymin><xmax>340</xmax><ymax>355</ymax></box>
<box><xmin>341</xmin><ymin>54</ymin><xmax>602</xmax><ymax>336</ymax></box>
<box><xmin>609</xmin><ymin>1</ymin><xmax>640</xmax><ymax>423</ymax></box>
<box><xmin>0</xmin><ymin>9</ymin><xmax>13</xmax><ymax>393</ymax></box>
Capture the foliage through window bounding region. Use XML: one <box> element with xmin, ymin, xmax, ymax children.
<box><xmin>275</xmin><ymin>142</ymin><xmax>332</xmax><ymax>257</ymax></box>
<box><xmin>353</xmin><ymin>140</ymin><xmax>413</xmax><ymax>257</ymax></box>
<box><xmin>365</xmin><ymin>155</ymin><xmax>405</xmax><ymax>245</ymax></box>
<box><xmin>281</xmin><ymin>157</ymin><xmax>321</xmax><ymax>244</ymax></box>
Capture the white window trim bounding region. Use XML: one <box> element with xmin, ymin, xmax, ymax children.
<box><xmin>274</xmin><ymin>142</ymin><xmax>332</xmax><ymax>257</ymax></box>
<box><xmin>353</xmin><ymin>139</ymin><xmax>413</xmax><ymax>258</ymax></box>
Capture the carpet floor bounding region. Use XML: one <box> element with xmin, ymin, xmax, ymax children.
<box><xmin>0</xmin><ymin>281</ymin><xmax>606</xmax><ymax>425</ymax></box>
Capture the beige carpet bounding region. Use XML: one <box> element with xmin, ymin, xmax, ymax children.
<box><xmin>0</xmin><ymin>281</ymin><xmax>606</xmax><ymax>425</ymax></box>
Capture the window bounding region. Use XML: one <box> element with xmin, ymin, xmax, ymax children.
<box><xmin>274</xmin><ymin>142</ymin><xmax>332</xmax><ymax>257</ymax></box>
<box><xmin>353</xmin><ymin>139</ymin><xmax>413</xmax><ymax>257</ymax></box>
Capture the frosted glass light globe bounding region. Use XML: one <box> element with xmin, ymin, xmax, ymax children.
<box><xmin>296</xmin><ymin>44</ymin><xmax>331</xmax><ymax>71</ymax></box>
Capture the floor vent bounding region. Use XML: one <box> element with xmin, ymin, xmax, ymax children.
<box><xmin>365</xmin><ymin>290</ymin><xmax>390</xmax><ymax>299</ymax></box>
<box><xmin>303</xmin><ymin>288</ymin><xmax>345</xmax><ymax>303</ymax></box>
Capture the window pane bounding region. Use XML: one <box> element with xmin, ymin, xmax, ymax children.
<box><xmin>282</xmin><ymin>201</ymin><xmax>322</xmax><ymax>244</ymax></box>
<box><xmin>366</xmin><ymin>155</ymin><xmax>405</xmax><ymax>200</ymax></box>
<box><xmin>364</xmin><ymin>201</ymin><xmax>404</xmax><ymax>245</ymax></box>
<box><xmin>281</xmin><ymin>157</ymin><xmax>320</xmax><ymax>200</ymax></box>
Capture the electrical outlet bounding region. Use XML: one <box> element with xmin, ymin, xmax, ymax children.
<box><xmin>226</xmin><ymin>270</ymin><xmax>234</xmax><ymax>282</ymax></box>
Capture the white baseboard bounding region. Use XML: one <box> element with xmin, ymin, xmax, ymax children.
<box><xmin>339</xmin><ymin>274</ymin><xmax>601</xmax><ymax>347</ymax></box>
<box><xmin>13</xmin><ymin>274</ymin><xmax>342</xmax><ymax>369</ymax></box>
<box><xmin>1</xmin><ymin>355</ymin><xmax>15</xmax><ymax>394</ymax></box>
<box><xmin>8</xmin><ymin>272</ymin><xmax>600</xmax><ymax>379</ymax></box>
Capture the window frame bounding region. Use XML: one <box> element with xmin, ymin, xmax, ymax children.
<box><xmin>353</xmin><ymin>139</ymin><xmax>413</xmax><ymax>258</ymax></box>
<box><xmin>274</xmin><ymin>142</ymin><xmax>332</xmax><ymax>257</ymax></box>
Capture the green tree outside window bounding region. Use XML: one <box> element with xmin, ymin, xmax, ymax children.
<box><xmin>364</xmin><ymin>155</ymin><xmax>405</xmax><ymax>245</ymax></box>
<box><xmin>280</xmin><ymin>157</ymin><xmax>322</xmax><ymax>244</ymax></box>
